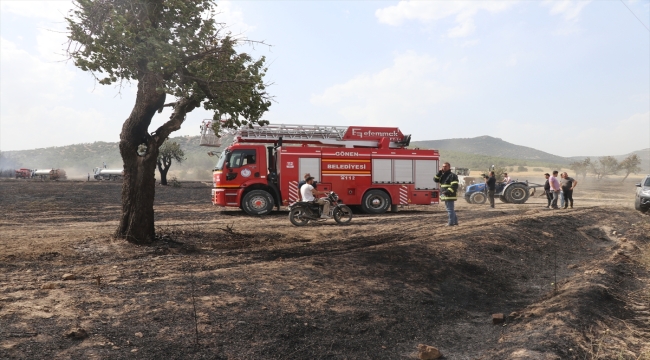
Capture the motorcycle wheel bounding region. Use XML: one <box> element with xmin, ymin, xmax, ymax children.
<box><xmin>333</xmin><ymin>205</ymin><xmax>353</xmax><ymax>225</ymax></box>
<box><xmin>289</xmin><ymin>207</ymin><xmax>310</xmax><ymax>226</ymax></box>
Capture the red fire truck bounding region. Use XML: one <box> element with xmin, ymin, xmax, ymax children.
<box><xmin>200</xmin><ymin>121</ymin><xmax>440</xmax><ymax>215</ymax></box>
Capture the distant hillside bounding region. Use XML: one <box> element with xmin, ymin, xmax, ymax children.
<box><xmin>2</xmin><ymin>135</ymin><xmax>647</xmax><ymax>179</ymax></box>
<box><xmin>0</xmin><ymin>135</ymin><xmax>233</xmax><ymax>180</ymax></box>
<box><xmin>567</xmin><ymin>148</ymin><xmax>650</xmax><ymax>173</ymax></box>
<box><xmin>435</xmin><ymin>149</ymin><xmax>565</xmax><ymax>170</ymax></box>
<box><xmin>411</xmin><ymin>136</ymin><xmax>569</xmax><ymax>164</ymax></box>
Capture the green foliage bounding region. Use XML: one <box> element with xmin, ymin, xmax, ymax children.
<box><xmin>158</xmin><ymin>140</ymin><xmax>185</xmax><ymax>165</ymax></box>
<box><xmin>170</xmin><ymin>176</ymin><xmax>181</xmax><ymax>187</ymax></box>
<box><xmin>66</xmin><ymin>0</ymin><xmax>271</xmax><ymax>132</ymax></box>
<box><xmin>533</xmin><ymin>168</ymin><xmax>543</xmax><ymax>172</ymax></box>
<box><xmin>516</xmin><ymin>166</ymin><xmax>528</xmax><ymax>172</ymax></box>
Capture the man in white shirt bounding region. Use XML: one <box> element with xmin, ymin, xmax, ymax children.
<box><xmin>300</xmin><ymin>176</ymin><xmax>331</xmax><ymax>218</ymax></box>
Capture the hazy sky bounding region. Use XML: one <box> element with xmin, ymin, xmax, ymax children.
<box><xmin>1</xmin><ymin>0</ymin><xmax>649</xmax><ymax>157</ymax></box>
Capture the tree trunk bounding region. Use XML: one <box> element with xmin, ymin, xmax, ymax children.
<box><xmin>115</xmin><ymin>73</ymin><xmax>166</xmax><ymax>244</ymax></box>
<box><xmin>621</xmin><ymin>172</ymin><xmax>630</xmax><ymax>182</ymax></box>
<box><xmin>115</xmin><ymin>71</ymin><xmax>200</xmax><ymax>244</ymax></box>
<box><xmin>158</xmin><ymin>162</ymin><xmax>169</xmax><ymax>186</ymax></box>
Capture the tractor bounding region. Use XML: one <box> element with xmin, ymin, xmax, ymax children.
<box><xmin>464</xmin><ymin>180</ymin><xmax>543</xmax><ymax>205</ymax></box>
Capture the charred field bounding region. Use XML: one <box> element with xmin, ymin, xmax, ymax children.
<box><xmin>0</xmin><ymin>179</ymin><xmax>649</xmax><ymax>359</ymax></box>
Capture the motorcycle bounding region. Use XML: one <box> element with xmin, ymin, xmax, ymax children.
<box><xmin>288</xmin><ymin>191</ymin><xmax>353</xmax><ymax>226</ymax></box>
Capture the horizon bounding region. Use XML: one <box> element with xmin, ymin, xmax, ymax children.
<box><xmin>2</xmin><ymin>133</ymin><xmax>648</xmax><ymax>161</ymax></box>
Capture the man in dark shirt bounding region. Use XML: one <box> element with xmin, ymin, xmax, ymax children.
<box><xmin>486</xmin><ymin>171</ymin><xmax>496</xmax><ymax>208</ymax></box>
<box><xmin>560</xmin><ymin>172</ymin><xmax>578</xmax><ymax>209</ymax></box>
<box><xmin>543</xmin><ymin>173</ymin><xmax>552</xmax><ymax>208</ymax></box>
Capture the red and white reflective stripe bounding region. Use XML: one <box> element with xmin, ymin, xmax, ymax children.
<box><xmin>400</xmin><ymin>186</ymin><xmax>408</xmax><ymax>205</ymax></box>
<box><xmin>289</xmin><ymin>181</ymin><xmax>299</xmax><ymax>202</ymax></box>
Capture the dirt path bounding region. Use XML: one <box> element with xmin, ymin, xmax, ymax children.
<box><xmin>1</xmin><ymin>180</ymin><xmax>649</xmax><ymax>359</ymax></box>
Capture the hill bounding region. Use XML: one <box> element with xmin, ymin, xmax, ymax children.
<box><xmin>411</xmin><ymin>136</ymin><xmax>569</xmax><ymax>164</ymax></box>
<box><xmin>1</xmin><ymin>135</ymin><xmax>647</xmax><ymax>179</ymax></box>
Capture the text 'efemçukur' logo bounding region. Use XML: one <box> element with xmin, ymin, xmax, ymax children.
<box><xmin>351</xmin><ymin>128</ymin><xmax>399</xmax><ymax>139</ymax></box>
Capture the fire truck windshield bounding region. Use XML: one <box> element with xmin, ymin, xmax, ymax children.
<box><xmin>214</xmin><ymin>150</ymin><xmax>230</xmax><ymax>170</ymax></box>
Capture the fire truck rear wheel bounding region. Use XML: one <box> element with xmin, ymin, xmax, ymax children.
<box><xmin>242</xmin><ymin>190</ymin><xmax>274</xmax><ymax>215</ymax></box>
<box><xmin>361</xmin><ymin>190</ymin><xmax>391</xmax><ymax>214</ymax></box>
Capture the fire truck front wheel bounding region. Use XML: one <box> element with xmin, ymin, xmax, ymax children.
<box><xmin>242</xmin><ymin>190</ymin><xmax>275</xmax><ymax>215</ymax></box>
<box><xmin>361</xmin><ymin>190</ymin><xmax>391</xmax><ymax>214</ymax></box>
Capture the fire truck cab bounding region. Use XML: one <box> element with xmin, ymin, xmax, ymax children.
<box><xmin>201</xmin><ymin>121</ymin><xmax>440</xmax><ymax>215</ymax></box>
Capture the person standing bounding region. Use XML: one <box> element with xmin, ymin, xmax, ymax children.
<box><xmin>297</xmin><ymin>173</ymin><xmax>311</xmax><ymax>200</ymax></box>
<box><xmin>486</xmin><ymin>171</ymin><xmax>496</xmax><ymax>208</ymax></box>
<box><xmin>434</xmin><ymin>162</ymin><xmax>459</xmax><ymax>226</ymax></box>
<box><xmin>543</xmin><ymin>173</ymin><xmax>553</xmax><ymax>208</ymax></box>
<box><xmin>549</xmin><ymin>170</ymin><xmax>561</xmax><ymax>209</ymax></box>
<box><xmin>560</xmin><ymin>172</ymin><xmax>578</xmax><ymax>209</ymax></box>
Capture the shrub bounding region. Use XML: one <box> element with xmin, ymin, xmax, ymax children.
<box><xmin>533</xmin><ymin>168</ymin><xmax>543</xmax><ymax>172</ymax></box>
<box><xmin>517</xmin><ymin>166</ymin><xmax>528</xmax><ymax>172</ymax></box>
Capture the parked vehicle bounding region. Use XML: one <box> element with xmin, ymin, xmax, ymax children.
<box><xmin>93</xmin><ymin>167</ymin><xmax>123</xmax><ymax>180</ymax></box>
<box><xmin>33</xmin><ymin>169</ymin><xmax>66</xmax><ymax>181</ymax></box>
<box><xmin>635</xmin><ymin>175</ymin><xmax>650</xmax><ymax>213</ymax></box>
<box><xmin>288</xmin><ymin>191</ymin><xmax>352</xmax><ymax>226</ymax></box>
<box><xmin>200</xmin><ymin>121</ymin><xmax>441</xmax><ymax>215</ymax></box>
<box><xmin>15</xmin><ymin>168</ymin><xmax>34</xmax><ymax>179</ymax></box>
<box><xmin>451</xmin><ymin>167</ymin><xmax>473</xmax><ymax>191</ymax></box>
<box><xmin>464</xmin><ymin>179</ymin><xmax>543</xmax><ymax>205</ymax></box>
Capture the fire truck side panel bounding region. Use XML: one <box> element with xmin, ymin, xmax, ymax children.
<box><xmin>277</xmin><ymin>147</ymin><xmax>315</xmax><ymax>205</ymax></box>
<box><xmin>393</xmin><ymin>160</ymin><xmax>413</xmax><ymax>183</ymax></box>
<box><xmin>372</xmin><ymin>159</ymin><xmax>392</xmax><ymax>183</ymax></box>
<box><xmin>320</xmin><ymin>148</ymin><xmax>372</xmax><ymax>205</ymax></box>
<box><xmin>299</xmin><ymin>157</ymin><xmax>321</xmax><ymax>183</ymax></box>
<box><xmin>414</xmin><ymin>160</ymin><xmax>439</xmax><ymax>190</ymax></box>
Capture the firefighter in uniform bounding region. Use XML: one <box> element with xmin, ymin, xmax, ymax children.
<box><xmin>434</xmin><ymin>162</ymin><xmax>459</xmax><ymax>226</ymax></box>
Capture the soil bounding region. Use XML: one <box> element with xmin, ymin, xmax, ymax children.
<box><xmin>1</xmin><ymin>178</ymin><xmax>649</xmax><ymax>359</ymax></box>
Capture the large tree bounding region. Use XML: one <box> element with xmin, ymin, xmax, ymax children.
<box><xmin>618</xmin><ymin>154</ymin><xmax>642</xmax><ymax>182</ymax></box>
<box><xmin>157</xmin><ymin>139</ymin><xmax>185</xmax><ymax>185</ymax></box>
<box><xmin>66</xmin><ymin>0</ymin><xmax>271</xmax><ymax>244</ymax></box>
<box><xmin>591</xmin><ymin>156</ymin><xmax>619</xmax><ymax>180</ymax></box>
<box><xmin>568</xmin><ymin>158</ymin><xmax>590</xmax><ymax>180</ymax></box>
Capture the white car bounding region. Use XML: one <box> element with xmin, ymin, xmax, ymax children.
<box><xmin>635</xmin><ymin>175</ymin><xmax>650</xmax><ymax>213</ymax></box>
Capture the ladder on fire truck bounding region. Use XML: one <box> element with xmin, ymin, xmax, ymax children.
<box><xmin>199</xmin><ymin>120</ymin><xmax>411</xmax><ymax>148</ymax></box>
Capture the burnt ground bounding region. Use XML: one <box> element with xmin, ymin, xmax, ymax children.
<box><xmin>0</xmin><ymin>179</ymin><xmax>649</xmax><ymax>359</ymax></box>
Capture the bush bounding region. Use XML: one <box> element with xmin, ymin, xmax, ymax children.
<box><xmin>517</xmin><ymin>166</ymin><xmax>528</xmax><ymax>172</ymax></box>
<box><xmin>533</xmin><ymin>168</ymin><xmax>543</xmax><ymax>172</ymax></box>
<box><xmin>170</xmin><ymin>176</ymin><xmax>181</xmax><ymax>188</ymax></box>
